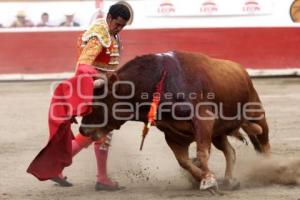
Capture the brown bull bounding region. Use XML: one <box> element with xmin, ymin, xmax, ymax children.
<box><xmin>80</xmin><ymin>51</ymin><xmax>270</xmax><ymax>191</ymax></box>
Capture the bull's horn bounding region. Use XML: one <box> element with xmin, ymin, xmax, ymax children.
<box><xmin>94</xmin><ymin>78</ymin><xmax>106</xmax><ymax>88</ymax></box>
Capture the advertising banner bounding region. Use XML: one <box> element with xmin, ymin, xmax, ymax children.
<box><xmin>146</xmin><ymin>0</ymin><xmax>274</xmax><ymax>16</ymax></box>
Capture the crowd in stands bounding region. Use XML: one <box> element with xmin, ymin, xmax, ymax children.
<box><xmin>0</xmin><ymin>10</ymin><xmax>104</xmax><ymax>28</ymax></box>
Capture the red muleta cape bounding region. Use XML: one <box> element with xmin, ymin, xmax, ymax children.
<box><xmin>27</xmin><ymin>64</ymin><xmax>98</xmax><ymax>181</ymax></box>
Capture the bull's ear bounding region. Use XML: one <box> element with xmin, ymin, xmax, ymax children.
<box><xmin>108</xmin><ymin>73</ymin><xmax>119</xmax><ymax>92</ymax></box>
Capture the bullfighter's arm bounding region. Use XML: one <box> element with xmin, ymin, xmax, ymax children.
<box><xmin>76</xmin><ymin>37</ymin><xmax>105</xmax><ymax>88</ymax></box>
<box><xmin>77</xmin><ymin>37</ymin><xmax>102</xmax><ymax>65</ymax></box>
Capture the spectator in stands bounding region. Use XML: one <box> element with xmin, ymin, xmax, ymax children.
<box><xmin>59</xmin><ymin>12</ymin><xmax>80</xmax><ymax>27</ymax></box>
<box><xmin>0</xmin><ymin>24</ymin><xmax>3</xmax><ymax>28</ymax></box>
<box><xmin>89</xmin><ymin>9</ymin><xmax>105</xmax><ymax>24</ymax></box>
<box><xmin>10</xmin><ymin>10</ymin><xmax>34</xmax><ymax>28</ymax></box>
<box><xmin>36</xmin><ymin>12</ymin><xmax>52</xmax><ymax>27</ymax></box>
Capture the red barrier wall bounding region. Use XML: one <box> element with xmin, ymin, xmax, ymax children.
<box><xmin>0</xmin><ymin>27</ymin><xmax>299</xmax><ymax>74</ymax></box>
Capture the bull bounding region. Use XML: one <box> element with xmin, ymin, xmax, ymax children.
<box><xmin>80</xmin><ymin>51</ymin><xmax>270</xmax><ymax>191</ymax></box>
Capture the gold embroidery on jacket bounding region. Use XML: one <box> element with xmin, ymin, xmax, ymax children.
<box><xmin>77</xmin><ymin>37</ymin><xmax>102</xmax><ymax>65</ymax></box>
<box><xmin>82</xmin><ymin>19</ymin><xmax>111</xmax><ymax>48</ymax></box>
<box><xmin>108</xmin><ymin>39</ymin><xmax>120</xmax><ymax>66</ymax></box>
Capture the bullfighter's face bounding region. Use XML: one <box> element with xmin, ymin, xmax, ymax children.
<box><xmin>107</xmin><ymin>14</ymin><xmax>127</xmax><ymax>35</ymax></box>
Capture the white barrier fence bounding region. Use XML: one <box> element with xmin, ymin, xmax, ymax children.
<box><xmin>0</xmin><ymin>0</ymin><xmax>299</xmax><ymax>28</ymax></box>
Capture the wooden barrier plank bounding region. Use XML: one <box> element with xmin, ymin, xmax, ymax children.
<box><xmin>0</xmin><ymin>27</ymin><xmax>299</xmax><ymax>74</ymax></box>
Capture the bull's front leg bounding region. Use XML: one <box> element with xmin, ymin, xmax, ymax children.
<box><xmin>164</xmin><ymin>135</ymin><xmax>204</xmax><ymax>182</ymax></box>
<box><xmin>192</xmin><ymin>116</ymin><xmax>218</xmax><ymax>191</ymax></box>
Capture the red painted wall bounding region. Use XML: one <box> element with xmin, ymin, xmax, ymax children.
<box><xmin>0</xmin><ymin>27</ymin><xmax>299</xmax><ymax>74</ymax></box>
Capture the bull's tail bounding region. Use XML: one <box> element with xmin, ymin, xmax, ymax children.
<box><xmin>241</xmin><ymin>117</ymin><xmax>270</xmax><ymax>154</ymax></box>
<box><xmin>242</xmin><ymin>84</ymin><xmax>271</xmax><ymax>154</ymax></box>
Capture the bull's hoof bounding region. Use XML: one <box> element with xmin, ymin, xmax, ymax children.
<box><xmin>199</xmin><ymin>175</ymin><xmax>218</xmax><ymax>191</ymax></box>
<box><xmin>219</xmin><ymin>178</ymin><xmax>240</xmax><ymax>191</ymax></box>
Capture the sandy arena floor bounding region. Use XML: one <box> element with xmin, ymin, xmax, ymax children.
<box><xmin>0</xmin><ymin>78</ymin><xmax>299</xmax><ymax>200</ymax></box>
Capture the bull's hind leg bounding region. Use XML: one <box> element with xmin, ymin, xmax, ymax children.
<box><xmin>192</xmin><ymin>116</ymin><xmax>218</xmax><ymax>191</ymax></box>
<box><xmin>212</xmin><ymin>135</ymin><xmax>240</xmax><ymax>190</ymax></box>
